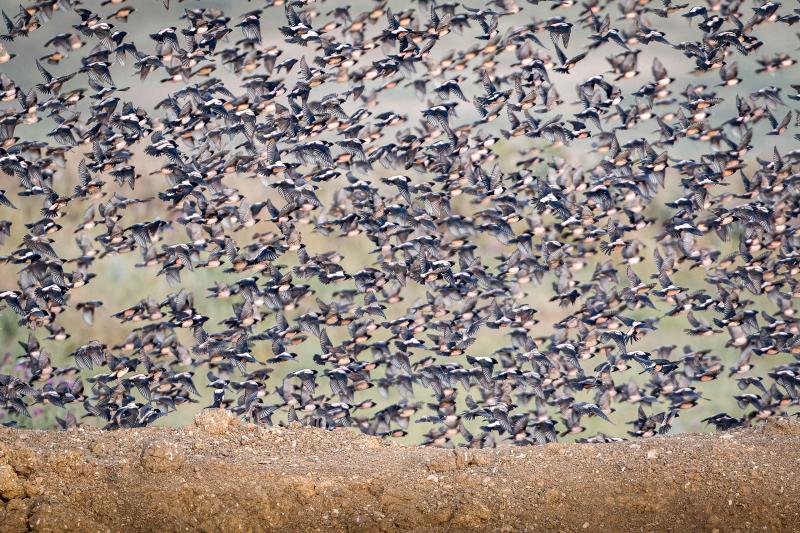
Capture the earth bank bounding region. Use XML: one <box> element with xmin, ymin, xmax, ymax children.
<box><xmin>0</xmin><ymin>410</ymin><xmax>798</xmax><ymax>532</ymax></box>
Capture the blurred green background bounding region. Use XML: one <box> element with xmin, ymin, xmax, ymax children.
<box><xmin>0</xmin><ymin>0</ymin><xmax>797</xmax><ymax>442</ymax></box>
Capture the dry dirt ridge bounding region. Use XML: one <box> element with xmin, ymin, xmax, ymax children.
<box><xmin>0</xmin><ymin>411</ymin><xmax>798</xmax><ymax>532</ymax></box>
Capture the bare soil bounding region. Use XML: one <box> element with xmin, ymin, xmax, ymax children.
<box><xmin>0</xmin><ymin>410</ymin><xmax>798</xmax><ymax>532</ymax></box>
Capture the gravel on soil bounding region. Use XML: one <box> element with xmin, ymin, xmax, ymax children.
<box><xmin>0</xmin><ymin>410</ymin><xmax>798</xmax><ymax>532</ymax></box>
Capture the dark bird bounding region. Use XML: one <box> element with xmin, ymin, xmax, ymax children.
<box><xmin>0</xmin><ymin>0</ymin><xmax>794</xmax><ymax>448</ymax></box>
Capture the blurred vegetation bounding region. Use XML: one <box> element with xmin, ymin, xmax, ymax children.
<box><xmin>0</xmin><ymin>0</ymin><xmax>797</xmax><ymax>443</ymax></box>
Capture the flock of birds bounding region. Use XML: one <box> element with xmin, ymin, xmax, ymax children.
<box><xmin>0</xmin><ymin>0</ymin><xmax>798</xmax><ymax>447</ymax></box>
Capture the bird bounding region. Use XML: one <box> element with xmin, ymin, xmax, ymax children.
<box><xmin>0</xmin><ymin>0</ymin><xmax>794</xmax><ymax>449</ymax></box>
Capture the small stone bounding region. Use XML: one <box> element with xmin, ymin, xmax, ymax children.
<box><xmin>193</xmin><ymin>409</ymin><xmax>239</xmax><ymax>436</ymax></box>
<box><xmin>426</xmin><ymin>454</ymin><xmax>457</xmax><ymax>473</ymax></box>
<box><xmin>361</xmin><ymin>436</ymin><xmax>385</xmax><ymax>449</ymax></box>
<box><xmin>23</xmin><ymin>476</ymin><xmax>43</xmax><ymax>498</ymax></box>
<box><xmin>454</xmin><ymin>448</ymin><xmax>470</xmax><ymax>468</ymax></box>
<box><xmin>0</xmin><ymin>464</ymin><xmax>25</xmax><ymax>500</ymax></box>
<box><xmin>1</xmin><ymin>498</ymin><xmax>32</xmax><ymax>532</ymax></box>
<box><xmin>89</xmin><ymin>439</ymin><xmax>111</xmax><ymax>456</ymax></box>
<box><xmin>141</xmin><ymin>440</ymin><xmax>184</xmax><ymax>473</ymax></box>
<box><xmin>470</xmin><ymin>453</ymin><xmax>491</xmax><ymax>467</ymax></box>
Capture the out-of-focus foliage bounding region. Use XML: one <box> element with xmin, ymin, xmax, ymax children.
<box><xmin>0</xmin><ymin>0</ymin><xmax>798</xmax><ymax>446</ymax></box>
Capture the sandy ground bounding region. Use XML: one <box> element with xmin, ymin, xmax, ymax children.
<box><xmin>0</xmin><ymin>411</ymin><xmax>798</xmax><ymax>532</ymax></box>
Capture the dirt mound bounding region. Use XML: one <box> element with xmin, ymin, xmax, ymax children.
<box><xmin>0</xmin><ymin>411</ymin><xmax>798</xmax><ymax>532</ymax></box>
